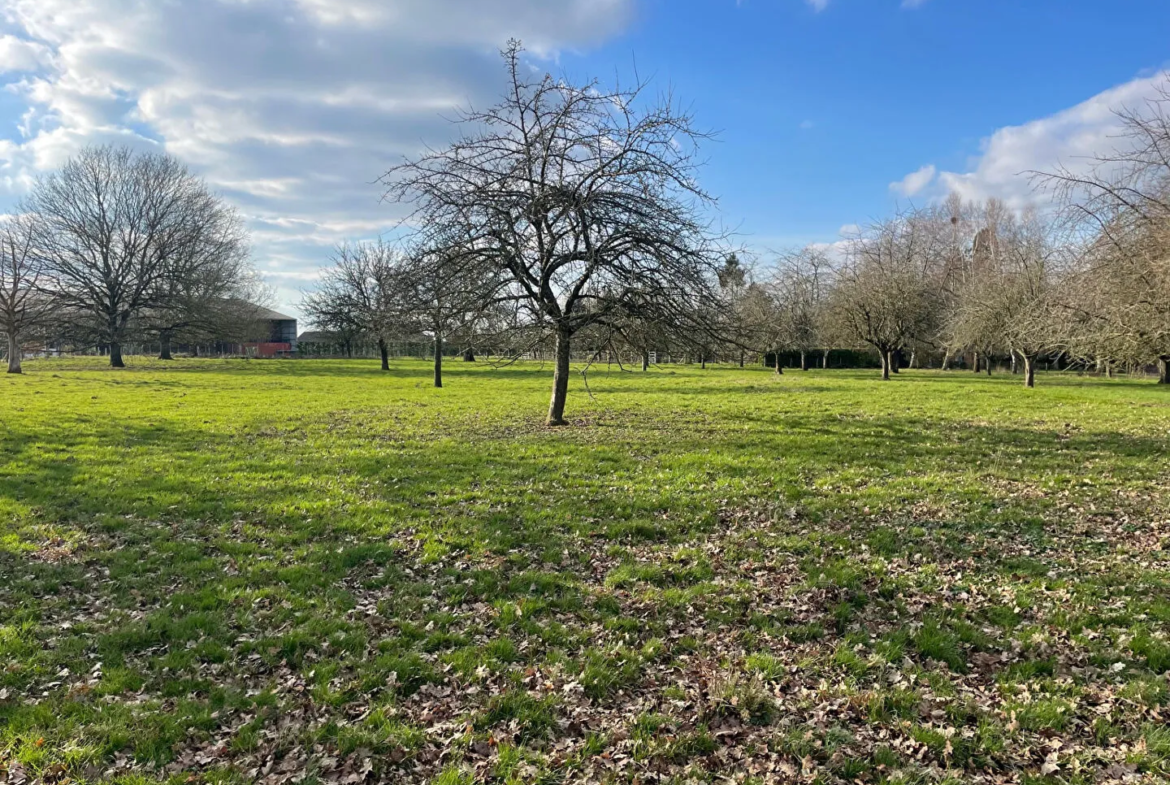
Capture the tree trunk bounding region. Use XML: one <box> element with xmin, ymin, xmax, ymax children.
<box><xmin>547</xmin><ymin>326</ymin><xmax>571</xmax><ymax>426</ymax></box>
<box><xmin>1158</xmin><ymin>356</ymin><xmax>1170</xmax><ymax>384</ymax></box>
<box><xmin>800</xmin><ymin>351</ymin><xmax>809</xmax><ymax>371</ymax></box>
<box><xmin>379</xmin><ymin>338</ymin><xmax>389</xmax><ymax>371</ymax></box>
<box><xmin>110</xmin><ymin>341</ymin><xmax>125</xmax><ymax>368</ymax></box>
<box><xmin>433</xmin><ymin>333</ymin><xmax>443</xmax><ymax>388</ymax></box>
<box><xmin>158</xmin><ymin>331</ymin><xmax>173</xmax><ymax>360</ymax></box>
<box><xmin>986</xmin><ymin>357</ymin><xmax>992</xmax><ymax>376</ymax></box>
<box><xmin>1010</xmin><ymin>352</ymin><xmax>1018</xmax><ymax>374</ymax></box>
<box><xmin>774</xmin><ymin>353</ymin><xmax>783</xmax><ymax>375</ymax></box>
<box><xmin>890</xmin><ymin>349</ymin><xmax>900</xmax><ymax>374</ymax></box>
<box><xmin>822</xmin><ymin>349</ymin><xmax>829</xmax><ymax>369</ymax></box>
<box><xmin>701</xmin><ymin>353</ymin><xmax>706</xmax><ymax>370</ymax></box>
<box><xmin>642</xmin><ymin>349</ymin><xmax>650</xmax><ymax>372</ymax></box>
<box><xmin>1024</xmin><ymin>354</ymin><xmax>1035</xmax><ymax>389</ymax></box>
<box><xmin>6</xmin><ymin>330</ymin><xmax>21</xmax><ymax>374</ymax></box>
<box><xmin>880</xmin><ymin>349</ymin><xmax>890</xmax><ymax>381</ymax></box>
<box><xmin>908</xmin><ymin>350</ymin><xmax>917</xmax><ymax>369</ymax></box>
<box><xmin>972</xmin><ymin>352</ymin><xmax>980</xmax><ymax>373</ymax></box>
<box><xmin>462</xmin><ymin>348</ymin><xmax>476</xmax><ymax>362</ymax></box>
<box><xmin>941</xmin><ymin>350</ymin><xmax>951</xmax><ymax>371</ymax></box>
<box><xmin>739</xmin><ymin>350</ymin><xmax>745</xmax><ymax>368</ymax></box>
<box><xmin>1106</xmin><ymin>361</ymin><xmax>1113</xmax><ymax>379</ymax></box>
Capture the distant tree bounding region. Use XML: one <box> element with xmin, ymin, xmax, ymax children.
<box><xmin>772</xmin><ymin>246</ymin><xmax>833</xmax><ymax>371</ymax></box>
<box><xmin>1037</xmin><ymin>79</ymin><xmax>1170</xmax><ymax>382</ymax></box>
<box><xmin>948</xmin><ymin>208</ymin><xmax>1063</xmax><ymax>387</ymax></box>
<box><xmin>397</xmin><ymin>239</ymin><xmax>505</xmax><ymax>388</ymax></box>
<box><xmin>717</xmin><ymin>253</ymin><xmax>753</xmax><ymax>366</ymax></box>
<box><xmin>143</xmin><ymin>227</ymin><xmax>254</xmax><ymax>360</ymax></box>
<box><xmin>29</xmin><ymin>145</ymin><xmax>246</xmax><ymax>367</ymax></box>
<box><xmin>383</xmin><ymin>41</ymin><xmax>726</xmax><ymax>425</ymax></box>
<box><xmin>0</xmin><ymin>213</ymin><xmax>51</xmax><ymax>374</ymax></box>
<box><xmin>730</xmin><ymin>281</ymin><xmax>784</xmax><ymax>373</ymax></box>
<box><xmin>300</xmin><ymin>243</ymin><xmax>401</xmax><ymax>368</ymax></box>
<box><xmin>829</xmin><ymin>212</ymin><xmax>940</xmax><ymax>380</ymax></box>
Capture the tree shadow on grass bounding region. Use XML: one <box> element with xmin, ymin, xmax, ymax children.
<box><xmin>2</xmin><ymin>398</ymin><xmax>1168</xmax><ymax>777</ymax></box>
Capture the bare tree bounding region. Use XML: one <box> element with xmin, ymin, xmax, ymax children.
<box><xmin>1036</xmin><ymin>79</ymin><xmax>1170</xmax><ymax>382</ymax></box>
<box><xmin>772</xmin><ymin>246</ymin><xmax>833</xmax><ymax>371</ymax></box>
<box><xmin>383</xmin><ymin>41</ymin><xmax>726</xmax><ymax>425</ymax></box>
<box><xmin>397</xmin><ymin>239</ymin><xmax>506</xmax><ymax>388</ymax></box>
<box><xmin>300</xmin><ymin>242</ymin><xmax>401</xmax><ymax>369</ymax></box>
<box><xmin>0</xmin><ymin>213</ymin><xmax>51</xmax><ymax>373</ymax></box>
<box><xmin>829</xmin><ymin>211</ymin><xmax>941</xmax><ymax>380</ymax></box>
<box><xmin>29</xmin><ymin>145</ymin><xmax>246</xmax><ymax>367</ymax></box>
<box><xmin>947</xmin><ymin>207</ymin><xmax>1062</xmax><ymax>387</ymax></box>
<box><xmin>144</xmin><ymin>223</ymin><xmax>253</xmax><ymax>359</ymax></box>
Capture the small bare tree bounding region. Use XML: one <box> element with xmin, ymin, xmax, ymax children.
<box><xmin>145</xmin><ymin>225</ymin><xmax>253</xmax><ymax>360</ymax></box>
<box><xmin>30</xmin><ymin>145</ymin><xmax>246</xmax><ymax>367</ymax></box>
<box><xmin>0</xmin><ymin>213</ymin><xmax>51</xmax><ymax>374</ymax></box>
<box><xmin>397</xmin><ymin>239</ymin><xmax>507</xmax><ymax>388</ymax></box>
<box><xmin>383</xmin><ymin>41</ymin><xmax>726</xmax><ymax>425</ymax></box>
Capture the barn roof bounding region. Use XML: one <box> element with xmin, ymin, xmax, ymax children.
<box><xmin>249</xmin><ymin>305</ymin><xmax>297</xmax><ymax>321</ymax></box>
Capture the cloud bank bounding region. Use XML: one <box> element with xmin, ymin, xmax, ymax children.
<box><xmin>0</xmin><ymin>0</ymin><xmax>635</xmax><ymax>314</ymax></box>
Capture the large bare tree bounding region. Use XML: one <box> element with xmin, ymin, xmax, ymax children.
<box><xmin>383</xmin><ymin>41</ymin><xmax>726</xmax><ymax>425</ymax></box>
<box><xmin>29</xmin><ymin>145</ymin><xmax>246</xmax><ymax>367</ymax></box>
<box><xmin>0</xmin><ymin>213</ymin><xmax>51</xmax><ymax>374</ymax></box>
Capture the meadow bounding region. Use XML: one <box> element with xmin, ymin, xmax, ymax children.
<box><xmin>1</xmin><ymin>358</ymin><xmax>1168</xmax><ymax>785</ymax></box>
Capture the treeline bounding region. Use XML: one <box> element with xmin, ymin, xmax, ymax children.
<box><xmin>736</xmin><ymin>84</ymin><xmax>1170</xmax><ymax>389</ymax></box>
<box><xmin>0</xmin><ymin>146</ymin><xmax>267</xmax><ymax>372</ymax></box>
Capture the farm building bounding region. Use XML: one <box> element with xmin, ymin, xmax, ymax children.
<box><xmin>237</xmin><ymin>306</ymin><xmax>298</xmax><ymax>357</ymax></box>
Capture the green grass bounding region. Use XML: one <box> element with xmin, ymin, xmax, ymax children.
<box><xmin>2</xmin><ymin>357</ymin><xmax>1169</xmax><ymax>784</ymax></box>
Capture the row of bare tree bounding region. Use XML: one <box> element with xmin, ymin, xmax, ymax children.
<box><xmin>303</xmin><ymin>44</ymin><xmax>1170</xmax><ymax>425</ymax></box>
<box><xmin>0</xmin><ymin>146</ymin><xmax>264</xmax><ymax>372</ymax></box>
<box><xmin>718</xmin><ymin>82</ymin><xmax>1170</xmax><ymax>389</ymax></box>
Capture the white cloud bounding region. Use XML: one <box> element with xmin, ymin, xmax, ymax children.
<box><xmin>0</xmin><ymin>0</ymin><xmax>635</xmax><ymax>317</ymax></box>
<box><xmin>889</xmin><ymin>164</ymin><xmax>936</xmax><ymax>197</ymax></box>
<box><xmin>935</xmin><ymin>71</ymin><xmax>1170</xmax><ymax>208</ymax></box>
<box><xmin>806</xmin><ymin>0</ymin><xmax>830</xmax><ymax>12</ymax></box>
<box><xmin>0</xmin><ymin>34</ymin><xmax>50</xmax><ymax>72</ymax></box>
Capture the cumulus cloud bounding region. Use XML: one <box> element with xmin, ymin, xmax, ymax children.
<box><xmin>806</xmin><ymin>0</ymin><xmax>830</xmax><ymax>12</ymax></box>
<box><xmin>889</xmin><ymin>164</ymin><xmax>936</xmax><ymax>197</ymax></box>
<box><xmin>934</xmin><ymin>71</ymin><xmax>1170</xmax><ymax>208</ymax></box>
<box><xmin>0</xmin><ymin>0</ymin><xmax>635</xmax><ymax>314</ymax></box>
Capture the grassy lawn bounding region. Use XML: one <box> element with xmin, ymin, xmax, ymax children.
<box><xmin>1</xmin><ymin>358</ymin><xmax>1169</xmax><ymax>784</ymax></box>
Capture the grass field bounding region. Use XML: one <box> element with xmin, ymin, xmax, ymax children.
<box><xmin>1</xmin><ymin>358</ymin><xmax>1169</xmax><ymax>785</ymax></box>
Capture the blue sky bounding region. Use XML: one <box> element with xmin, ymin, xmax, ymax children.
<box><xmin>585</xmin><ymin>0</ymin><xmax>1170</xmax><ymax>245</ymax></box>
<box><xmin>0</xmin><ymin>0</ymin><xmax>1166</xmax><ymax>319</ymax></box>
